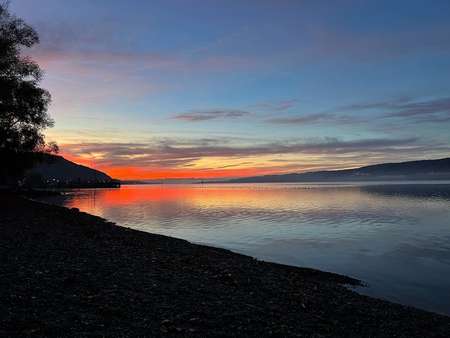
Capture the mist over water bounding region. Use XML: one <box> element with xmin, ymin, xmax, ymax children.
<box><xmin>41</xmin><ymin>182</ymin><xmax>450</xmax><ymax>315</ymax></box>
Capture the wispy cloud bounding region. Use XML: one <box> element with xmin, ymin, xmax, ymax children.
<box><xmin>25</xmin><ymin>20</ymin><xmax>258</xmax><ymax>113</ymax></box>
<box><xmin>386</xmin><ymin>97</ymin><xmax>450</xmax><ymax>120</ymax></box>
<box><xmin>336</xmin><ymin>96</ymin><xmax>450</xmax><ymax>123</ymax></box>
<box><xmin>28</xmin><ymin>17</ymin><xmax>257</xmax><ymax>76</ymax></box>
<box><xmin>60</xmin><ymin>136</ymin><xmax>435</xmax><ymax>170</ymax></box>
<box><xmin>250</xmin><ymin>99</ymin><xmax>297</xmax><ymax>112</ymax></box>
<box><xmin>267</xmin><ymin>113</ymin><xmax>330</xmax><ymax>124</ymax></box>
<box><xmin>336</xmin><ymin>97</ymin><xmax>413</xmax><ymax>111</ymax></box>
<box><xmin>173</xmin><ymin>110</ymin><xmax>251</xmax><ymax>122</ymax></box>
<box><xmin>301</xmin><ymin>20</ymin><xmax>450</xmax><ymax>63</ymax></box>
<box><xmin>266</xmin><ymin>112</ymin><xmax>365</xmax><ymax>125</ymax></box>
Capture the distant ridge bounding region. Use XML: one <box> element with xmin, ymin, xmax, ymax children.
<box><xmin>225</xmin><ymin>157</ymin><xmax>450</xmax><ymax>183</ymax></box>
<box><xmin>26</xmin><ymin>154</ymin><xmax>120</xmax><ymax>188</ymax></box>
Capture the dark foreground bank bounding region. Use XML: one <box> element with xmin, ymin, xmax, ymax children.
<box><xmin>1</xmin><ymin>195</ymin><xmax>449</xmax><ymax>337</ymax></box>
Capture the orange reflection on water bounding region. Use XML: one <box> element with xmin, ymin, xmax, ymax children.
<box><xmin>66</xmin><ymin>184</ymin><xmax>378</xmax><ymax>216</ymax></box>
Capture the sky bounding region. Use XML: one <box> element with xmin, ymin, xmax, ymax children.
<box><xmin>10</xmin><ymin>0</ymin><xmax>450</xmax><ymax>179</ymax></box>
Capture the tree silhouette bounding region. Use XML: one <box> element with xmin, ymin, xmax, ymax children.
<box><xmin>0</xmin><ymin>2</ymin><xmax>57</xmax><ymax>185</ymax></box>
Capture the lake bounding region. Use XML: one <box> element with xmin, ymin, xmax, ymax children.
<box><xmin>41</xmin><ymin>182</ymin><xmax>450</xmax><ymax>315</ymax></box>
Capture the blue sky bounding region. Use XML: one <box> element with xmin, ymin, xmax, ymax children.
<box><xmin>10</xmin><ymin>0</ymin><xmax>450</xmax><ymax>178</ymax></box>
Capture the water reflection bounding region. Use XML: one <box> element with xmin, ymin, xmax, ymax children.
<box><xmin>361</xmin><ymin>183</ymin><xmax>450</xmax><ymax>199</ymax></box>
<box><xmin>42</xmin><ymin>183</ymin><xmax>450</xmax><ymax>315</ymax></box>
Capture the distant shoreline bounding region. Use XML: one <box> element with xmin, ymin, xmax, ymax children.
<box><xmin>120</xmin><ymin>157</ymin><xmax>450</xmax><ymax>184</ymax></box>
<box><xmin>1</xmin><ymin>194</ymin><xmax>449</xmax><ymax>336</ymax></box>
<box><xmin>120</xmin><ymin>179</ymin><xmax>450</xmax><ymax>185</ymax></box>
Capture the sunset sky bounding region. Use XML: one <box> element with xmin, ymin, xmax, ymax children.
<box><xmin>11</xmin><ymin>0</ymin><xmax>450</xmax><ymax>179</ymax></box>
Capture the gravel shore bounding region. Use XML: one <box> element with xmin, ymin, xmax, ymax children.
<box><xmin>1</xmin><ymin>194</ymin><xmax>449</xmax><ymax>337</ymax></box>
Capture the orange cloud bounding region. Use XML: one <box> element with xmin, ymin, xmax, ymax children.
<box><xmin>60</xmin><ymin>154</ymin><xmax>276</xmax><ymax>180</ymax></box>
<box><xmin>58</xmin><ymin>134</ymin><xmax>447</xmax><ymax>180</ymax></box>
<box><xmin>61</xmin><ymin>150</ymin><xmax>280</xmax><ymax>179</ymax></box>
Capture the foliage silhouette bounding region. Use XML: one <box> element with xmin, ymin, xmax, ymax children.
<box><xmin>0</xmin><ymin>2</ymin><xmax>57</xmax><ymax>185</ymax></box>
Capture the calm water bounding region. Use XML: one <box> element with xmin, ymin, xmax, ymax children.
<box><xmin>41</xmin><ymin>182</ymin><xmax>450</xmax><ymax>315</ymax></box>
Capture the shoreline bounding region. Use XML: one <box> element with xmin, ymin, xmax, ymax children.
<box><xmin>1</xmin><ymin>194</ymin><xmax>449</xmax><ymax>336</ymax></box>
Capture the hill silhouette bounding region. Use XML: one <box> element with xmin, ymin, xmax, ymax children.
<box><xmin>26</xmin><ymin>154</ymin><xmax>119</xmax><ymax>188</ymax></box>
<box><xmin>226</xmin><ymin>157</ymin><xmax>450</xmax><ymax>183</ymax></box>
